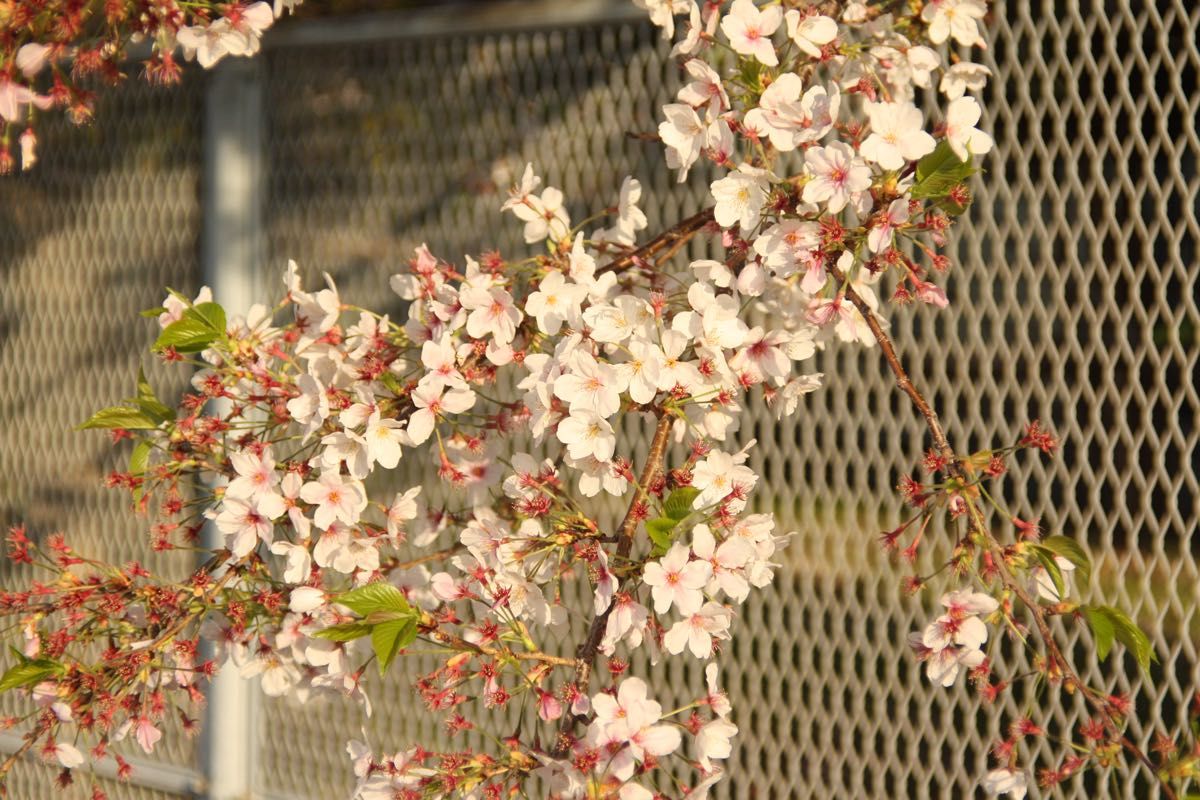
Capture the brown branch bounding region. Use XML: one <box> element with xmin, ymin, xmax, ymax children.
<box><xmin>827</xmin><ymin>261</ymin><xmax>1176</xmax><ymax>799</ymax></box>
<box><xmin>598</xmin><ymin>208</ymin><xmax>715</xmax><ymax>276</ymax></box>
<box><xmin>550</xmin><ymin>410</ymin><xmax>675</xmax><ymax>756</ymax></box>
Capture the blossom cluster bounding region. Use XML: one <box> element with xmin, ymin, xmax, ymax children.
<box><xmin>0</xmin><ymin>0</ymin><xmax>301</xmax><ymax>172</ymax></box>
<box><xmin>2</xmin><ymin>1</ymin><xmax>1188</xmax><ymax>799</ymax></box>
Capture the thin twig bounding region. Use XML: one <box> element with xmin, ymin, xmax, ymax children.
<box><xmin>827</xmin><ymin>261</ymin><xmax>1175</xmax><ymax>799</ymax></box>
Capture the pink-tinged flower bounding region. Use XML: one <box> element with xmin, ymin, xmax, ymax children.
<box><xmin>634</xmin><ymin>0</ymin><xmax>690</xmax><ymax>39</ymax></box>
<box><xmin>802</xmin><ymin>142</ymin><xmax>872</xmax><ymax>213</ymax></box>
<box><xmin>860</xmin><ymin>102</ymin><xmax>936</xmax><ymax>171</ymax></box>
<box><xmin>729</xmin><ymin>326</ymin><xmax>791</xmax><ymax>383</ymax></box>
<box><xmin>721</xmin><ymin>0</ymin><xmax>783</xmax><ymax>66</ymax></box>
<box><xmin>784</xmin><ymin>10</ymin><xmax>837</xmax><ymax>57</ymax></box>
<box><xmin>663</xmin><ymin>602</ymin><xmax>732</xmax><ymax>658</ymax></box>
<box><xmin>461</xmin><ymin>285</ymin><xmax>522</xmax><ymax>344</ymax></box>
<box><xmin>643</xmin><ymin>542</ymin><xmax>712</xmax><ymax>616</ymax></box>
<box><xmin>0</xmin><ymin>77</ymin><xmax>53</xmax><ymax>123</ymax></box>
<box><xmin>270</xmin><ymin>540</ymin><xmax>311</xmax><ymax>583</ymax></box>
<box><xmin>752</xmin><ymin>218</ymin><xmax>821</xmax><ymax>278</ymax></box>
<box><xmin>923</xmin><ymin>640</ymin><xmax>986</xmax><ymax>687</ymax></box>
<box><xmin>690</xmin><ymin>524</ymin><xmax>753</xmax><ymax>602</ymax></box>
<box><xmin>677</xmin><ymin>59</ymin><xmax>729</xmax><ymax>118</ymax></box>
<box><xmin>216</xmin><ymin>493</ymin><xmax>286</xmax><ymax>557</ymax></box>
<box><xmin>537</xmin><ymin>689</ymin><xmax>563</xmax><ymax>722</ymax></box>
<box><xmin>696</xmin><ymin>718</ymin><xmax>738</xmax><ymax>770</ymax></box>
<box><xmin>226</xmin><ymin>448</ymin><xmax>282</xmax><ymax>503</ymax></box>
<box><xmin>279</xmin><ymin>472</ymin><xmax>312</xmax><ymax>540</ymax></box>
<box><xmin>556</xmin><ymin>410</ymin><xmax>617</xmax><ymax>462</ymax></box>
<box><xmin>868</xmin><ymin>198</ymin><xmax>911</xmax><ymax>253</ymax></box>
<box><xmin>407</xmin><ymin>378</ymin><xmax>477</xmax><ymax>445</ymax></box>
<box><xmin>299</xmin><ymin>472</ymin><xmax>367</xmax><ymax>530</ymax></box>
<box><xmin>945</xmin><ymin>96</ymin><xmax>994</xmax><ymax>161</ymax></box>
<box><xmin>553</xmin><ymin>353</ymin><xmax>627</xmax><ymax>418</ymax></box>
<box><xmin>420</xmin><ymin>336</ymin><xmax>468</xmax><ymax>389</ymax></box>
<box><xmin>589</xmin><ymin>677</ymin><xmax>682</xmax><ymax>761</ymax></box>
<box><xmin>981</xmin><ymin>767</ymin><xmax>1028</xmax><ymax>799</ymax></box>
<box><xmin>135</xmin><ymin>717</ymin><xmax>163</xmax><ymax>754</ymax></box>
<box><xmin>507</xmin><ymin>184</ymin><xmax>571</xmax><ymax>243</ymax></box>
<box><xmin>385</xmin><ymin>486</ymin><xmax>422</xmax><ymax>540</ymax></box>
<box><xmin>15</xmin><ymin>43</ymin><xmax>51</xmax><ymax>79</ymax></box>
<box><xmin>705</xmin><ymin>663</ymin><xmax>732</xmax><ymax>717</ymax></box>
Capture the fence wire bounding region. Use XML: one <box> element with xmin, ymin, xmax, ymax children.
<box><xmin>1</xmin><ymin>0</ymin><xmax>1197</xmax><ymax>797</ymax></box>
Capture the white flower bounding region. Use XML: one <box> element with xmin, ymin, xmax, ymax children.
<box><xmin>53</xmin><ymin>742</ymin><xmax>85</xmax><ymax>769</ymax></box>
<box><xmin>696</xmin><ymin>718</ymin><xmax>738</xmax><ymax>770</ymax></box>
<box><xmin>924</xmin><ymin>642</ymin><xmax>986</xmax><ymax>687</ymax></box>
<box><xmin>659</xmin><ymin>103</ymin><xmax>707</xmax><ymax>181</ymax></box>
<box><xmin>585</xmin><ymin>294</ymin><xmax>654</xmax><ymax>344</ymax></box>
<box><xmin>364</xmin><ymin>411</ymin><xmax>405</xmax><ymax>469</ymax></box>
<box><xmin>299</xmin><ymin>472</ymin><xmax>367</xmax><ymax>531</ymax></box>
<box><xmin>691</xmin><ymin>451</ymin><xmax>757</xmax><ymax>509</ymax></box>
<box><xmin>784</xmin><ymin>10</ymin><xmax>838</xmax><ymax>58</ymax></box>
<box><xmin>525</xmin><ymin>271</ymin><xmax>586</xmax><ymax>335</ymax></box>
<box><xmin>711</xmin><ymin>164</ymin><xmax>772</xmax><ymax>230</ymax></box>
<box><xmin>663</xmin><ymin>602</ymin><xmax>732</xmax><ymax>658</ymax></box>
<box><xmin>981</xmin><ymin>768</ymin><xmax>1028</xmax><ymax>800</ymax></box>
<box><xmin>940</xmin><ymin>61</ymin><xmax>992</xmax><ymax>100</ymax></box>
<box><xmin>407</xmin><ymin>378</ymin><xmax>477</xmax><ymax>445</ymax></box>
<box><xmin>634</xmin><ymin>0</ymin><xmax>690</xmax><ymax>38</ymax></box>
<box><xmin>553</xmin><ymin>352</ymin><xmax>627</xmax><ymax>418</ymax></box>
<box><xmin>1032</xmin><ymin>555</ymin><xmax>1076</xmax><ymax>602</ymax></box>
<box><xmin>922</xmin><ymin>0</ymin><xmax>988</xmax><ymax>48</ymax></box>
<box><xmin>860</xmin><ymin>102</ymin><xmax>936</xmax><ymax>170</ymax></box>
<box><xmin>643</xmin><ymin>542</ymin><xmax>712</xmax><ymax>616</ymax></box>
<box><xmin>945</xmin><ymin>96</ymin><xmax>994</xmax><ymax>161</ymax></box>
<box><xmin>752</xmin><ymin>219</ymin><xmax>820</xmax><ymax>278</ymax></box>
<box><xmin>556</xmin><ymin>410</ymin><xmax>617</xmax><ymax>462</ymax></box>
<box><xmin>289</xmin><ymin>586</ymin><xmax>326</xmax><ymax>613</ymax></box>
<box><xmin>615</xmin><ymin>337</ymin><xmax>666</xmax><ymax>405</ymax></box>
<box><xmin>802</xmin><ymin>142</ymin><xmax>871</xmax><ymax>213</ymax></box>
<box><xmin>270</xmin><ymin>540</ymin><xmax>312</xmax><ymax>583</ymax></box>
<box><xmin>721</xmin><ymin>0</ymin><xmax>783</xmax><ymax>66</ymax></box>
<box><xmin>508</xmin><ymin>185</ymin><xmax>571</xmax><ymax>243</ymax></box>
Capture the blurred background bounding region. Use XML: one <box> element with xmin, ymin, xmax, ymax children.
<box><xmin>1</xmin><ymin>0</ymin><xmax>1198</xmax><ymax>797</ymax></box>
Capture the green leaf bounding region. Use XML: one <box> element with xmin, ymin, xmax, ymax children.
<box><xmin>646</xmin><ymin>517</ymin><xmax>678</xmax><ymax>557</ymax></box>
<box><xmin>312</xmin><ymin>622</ymin><xmax>373</xmax><ymax>642</ymax></box>
<box><xmin>0</xmin><ymin>657</ymin><xmax>62</xmax><ymax>693</ymax></box>
<box><xmin>153</xmin><ymin>318</ymin><xmax>219</xmax><ymax>353</ymax></box>
<box><xmin>185</xmin><ymin>302</ymin><xmax>226</xmax><ymax>334</ymax></box>
<box><xmin>133</xmin><ymin>369</ymin><xmax>175</xmax><ymax>424</ymax></box>
<box><xmin>1085</xmin><ymin>605</ymin><xmax>1157</xmax><ymax>674</ymax></box>
<box><xmin>1040</xmin><ymin>535</ymin><xmax>1092</xmax><ymax>586</ymax></box>
<box><xmin>371</xmin><ymin>617</ymin><xmax>418</xmax><ymax>675</ymax></box>
<box><xmin>664</xmin><ymin>487</ymin><xmax>700</xmax><ymax>521</ymax></box>
<box><xmin>911</xmin><ymin>141</ymin><xmax>977</xmax><ymax>201</ymax></box>
<box><xmin>129</xmin><ymin>439</ymin><xmax>152</xmax><ymax>477</ymax></box>
<box><xmin>1085</xmin><ymin>606</ymin><xmax>1116</xmax><ymax>661</ymax></box>
<box><xmin>77</xmin><ymin>406</ymin><xmax>159</xmax><ymax>431</ymax></box>
<box><xmin>152</xmin><ymin>302</ymin><xmax>228</xmax><ymax>353</ymax></box>
<box><xmin>333</xmin><ymin>583</ymin><xmax>411</xmax><ymax>617</ymax></box>
<box><xmin>139</xmin><ymin>306</ymin><xmax>168</xmax><ymax>318</ymax></box>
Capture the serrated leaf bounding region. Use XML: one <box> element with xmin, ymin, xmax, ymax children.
<box><xmin>1040</xmin><ymin>535</ymin><xmax>1092</xmax><ymax>586</ymax></box>
<box><xmin>133</xmin><ymin>369</ymin><xmax>175</xmax><ymax>424</ymax></box>
<box><xmin>911</xmin><ymin>141</ymin><xmax>977</xmax><ymax>201</ymax></box>
<box><xmin>646</xmin><ymin>517</ymin><xmax>678</xmax><ymax>557</ymax></box>
<box><xmin>664</xmin><ymin>487</ymin><xmax>700</xmax><ymax>520</ymax></box>
<box><xmin>129</xmin><ymin>439</ymin><xmax>152</xmax><ymax>477</ymax></box>
<box><xmin>1085</xmin><ymin>605</ymin><xmax>1156</xmax><ymax>674</ymax></box>
<box><xmin>0</xmin><ymin>658</ymin><xmax>62</xmax><ymax>693</ymax></box>
<box><xmin>1085</xmin><ymin>606</ymin><xmax>1116</xmax><ymax>661</ymax></box>
<box><xmin>77</xmin><ymin>406</ymin><xmax>159</xmax><ymax>431</ymax></box>
<box><xmin>371</xmin><ymin>617</ymin><xmax>417</xmax><ymax>675</ymax></box>
<box><xmin>184</xmin><ymin>302</ymin><xmax>226</xmax><ymax>334</ymax></box>
<box><xmin>312</xmin><ymin>622</ymin><xmax>373</xmax><ymax>642</ymax></box>
<box><xmin>153</xmin><ymin>317</ymin><xmax>220</xmax><ymax>354</ymax></box>
<box><xmin>334</xmin><ymin>583</ymin><xmax>410</xmax><ymax>617</ymax></box>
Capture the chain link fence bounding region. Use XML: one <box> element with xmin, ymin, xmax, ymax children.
<box><xmin>1</xmin><ymin>0</ymin><xmax>1197</xmax><ymax>797</ymax></box>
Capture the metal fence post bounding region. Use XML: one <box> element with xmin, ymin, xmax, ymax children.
<box><xmin>199</xmin><ymin>56</ymin><xmax>265</xmax><ymax>800</ymax></box>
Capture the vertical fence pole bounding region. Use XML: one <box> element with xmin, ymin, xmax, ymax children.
<box><xmin>199</xmin><ymin>57</ymin><xmax>265</xmax><ymax>800</ymax></box>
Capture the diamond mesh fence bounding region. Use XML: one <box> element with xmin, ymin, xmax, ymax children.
<box><xmin>1</xmin><ymin>0</ymin><xmax>1198</xmax><ymax>798</ymax></box>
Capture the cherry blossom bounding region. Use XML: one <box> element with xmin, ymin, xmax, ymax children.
<box><xmin>721</xmin><ymin>0</ymin><xmax>783</xmax><ymax>66</ymax></box>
